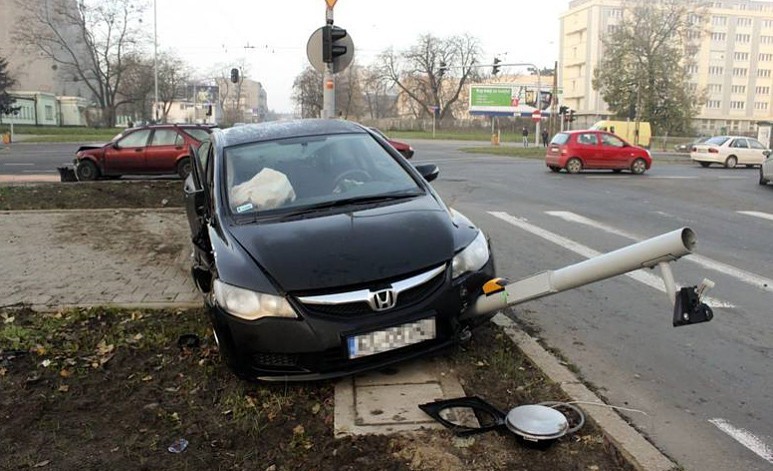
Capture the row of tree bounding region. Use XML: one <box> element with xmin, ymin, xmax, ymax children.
<box><xmin>293</xmin><ymin>0</ymin><xmax>709</xmax><ymax>135</ymax></box>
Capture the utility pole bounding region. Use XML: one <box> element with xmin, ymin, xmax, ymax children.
<box><xmin>153</xmin><ymin>0</ymin><xmax>159</xmax><ymax>123</ymax></box>
<box><xmin>322</xmin><ymin>5</ymin><xmax>335</xmax><ymax>119</ymax></box>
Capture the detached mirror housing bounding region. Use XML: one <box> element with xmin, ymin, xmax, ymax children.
<box><xmin>763</xmin><ymin>149</ymin><xmax>771</xmax><ymax>157</ymax></box>
<box><xmin>415</xmin><ymin>164</ymin><xmax>439</xmax><ymax>182</ymax></box>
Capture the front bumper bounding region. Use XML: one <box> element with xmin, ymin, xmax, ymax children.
<box><xmin>207</xmin><ymin>259</ymin><xmax>495</xmax><ymax>381</ymax></box>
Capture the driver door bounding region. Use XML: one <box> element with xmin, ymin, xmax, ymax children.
<box><xmin>184</xmin><ymin>141</ymin><xmax>212</xmax><ymax>253</ymax></box>
<box><xmin>104</xmin><ymin>129</ymin><xmax>150</xmax><ymax>173</ymax></box>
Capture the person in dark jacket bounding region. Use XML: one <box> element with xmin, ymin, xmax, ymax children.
<box><xmin>521</xmin><ymin>127</ymin><xmax>529</xmax><ymax>147</ymax></box>
<box><xmin>541</xmin><ymin>128</ymin><xmax>549</xmax><ymax>147</ymax></box>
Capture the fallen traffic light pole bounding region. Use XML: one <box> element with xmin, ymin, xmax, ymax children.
<box><xmin>463</xmin><ymin>227</ymin><xmax>714</xmax><ymax>327</ymax></box>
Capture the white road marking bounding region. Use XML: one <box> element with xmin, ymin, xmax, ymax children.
<box><xmin>648</xmin><ymin>176</ymin><xmax>697</xmax><ymax>179</ymax></box>
<box><xmin>585</xmin><ymin>175</ymin><xmax>630</xmax><ymax>179</ymax></box>
<box><xmin>547</xmin><ymin>211</ymin><xmax>773</xmax><ymax>294</ymax></box>
<box><xmin>488</xmin><ymin>211</ymin><xmax>734</xmax><ymax>308</ymax></box>
<box><xmin>709</xmin><ymin>418</ymin><xmax>773</xmax><ymax>464</ymax></box>
<box><xmin>21</xmin><ymin>170</ymin><xmax>56</xmax><ymax>174</ymax></box>
<box><xmin>738</xmin><ymin>211</ymin><xmax>773</xmax><ymax>222</ymax></box>
<box><xmin>3</xmin><ymin>163</ymin><xmax>35</xmax><ymax>166</ymax></box>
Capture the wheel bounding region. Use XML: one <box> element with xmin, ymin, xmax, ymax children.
<box><xmin>565</xmin><ymin>158</ymin><xmax>582</xmax><ymax>174</ymax></box>
<box><xmin>724</xmin><ymin>156</ymin><xmax>738</xmax><ymax>169</ymax></box>
<box><xmin>176</xmin><ymin>157</ymin><xmax>192</xmax><ymax>179</ymax></box>
<box><xmin>75</xmin><ymin>160</ymin><xmax>99</xmax><ymax>181</ymax></box>
<box><xmin>630</xmin><ymin>158</ymin><xmax>647</xmax><ymax>175</ymax></box>
<box><xmin>761</xmin><ymin>168</ymin><xmax>769</xmax><ymax>186</ymax></box>
<box><xmin>699</xmin><ymin>162</ymin><xmax>710</xmax><ymax>168</ymax></box>
<box><xmin>332</xmin><ymin>169</ymin><xmax>371</xmax><ymax>192</ymax></box>
<box><xmin>549</xmin><ymin>166</ymin><xmax>560</xmax><ymax>173</ymax></box>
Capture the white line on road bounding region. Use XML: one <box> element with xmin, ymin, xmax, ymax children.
<box><xmin>709</xmin><ymin>418</ymin><xmax>773</xmax><ymax>464</ymax></box>
<box><xmin>546</xmin><ymin>211</ymin><xmax>773</xmax><ymax>294</ymax></box>
<box><xmin>3</xmin><ymin>163</ymin><xmax>35</xmax><ymax>166</ymax></box>
<box><xmin>488</xmin><ymin>211</ymin><xmax>734</xmax><ymax>308</ymax></box>
<box><xmin>737</xmin><ymin>211</ymin><xmax>773</xmax><ymax>222</ymax></box>
<box><xmin>21</xmin><ymin>170</ymin><xmax>56</xmax><ymax>174</ymax></box>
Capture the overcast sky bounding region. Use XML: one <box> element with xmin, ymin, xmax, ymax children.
<box><xmin>150</xmin><ymin>0</ymin><xmax>569</xmax><ymax>113</ymax></box>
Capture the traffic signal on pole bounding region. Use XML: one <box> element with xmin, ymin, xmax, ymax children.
<box><xmin>230</xmin><ymin>68</ymin><xmax>239</xmax><ymax>84</ymax></box>
<box><xmin>438</xmin><ymin>61</ymin><xmax>448</xmax><ymax>77</ymax></box>
<box><xmin>559</xmin><ymin>105</ymin><xmax>568</xmax><ymax>115</ymax></box>
<box><xmin>569</xmin><ymin>110</ymin><xmax>575</xmax><ymax>122</ymax></box>
<box><xmin>492</xmin><ymin>57</ymin><xmax>501</xmax><ymax>76</ymax></box>
<box><xmin>322</xmin><ymin>25</ymin><xmax>348</xmax><ymax>63</ymax></box>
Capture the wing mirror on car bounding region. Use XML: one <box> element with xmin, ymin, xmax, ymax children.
<box><xmin>414</xmin><ymin>164</ymin><xmax>439</xmax><ymax>182</ymax></box>
<box><xmin>763</xmin><ymin>150</ymin><xmax>771</xmax><ymax>157</ymax></box>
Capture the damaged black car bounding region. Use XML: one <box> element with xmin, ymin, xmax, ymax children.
<box><xmin>184</xmin><ymin>119</ymin><xmax>495</xmax><ymax>381</ymax></box>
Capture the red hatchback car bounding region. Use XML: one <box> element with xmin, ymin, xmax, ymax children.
<box><xmin>545</xmin><ymin>130</ymin><xmax>652</xmax><ymax>175</ymax></box>
<box><xmin>73</xmin><ymin>124</ymin><xmax>215</xmax><ymax>180</ymax></box>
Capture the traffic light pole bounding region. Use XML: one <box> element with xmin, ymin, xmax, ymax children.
<box><xmin>322</xmin><ymin>7</ymin><xmax>335</xmax><ymax>119</ymax></box>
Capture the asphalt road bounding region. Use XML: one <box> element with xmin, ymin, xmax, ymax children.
<box><xmin>3</xmin><ymin>140</ymin><xmax>772</xmax><ymax>469</ymax></box>
<box><xmin>411</xmin><ymin>140</ymin><xmax>772</xmax><ymax>471</ymax></box>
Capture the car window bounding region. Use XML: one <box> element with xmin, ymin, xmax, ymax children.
<box><xmin>600</xmin><ymin>133</ymin><xmax>625</xmax><ymax>147</ymax></box>
<box><xmin>184</xmin><ymin>128</ymin><xmax>212</xmax><ymax>141</ymax></box>
<box><xmin>550</xmin><ymin>133</ymin><xmax>570</xmax><ymax>145</ymax></box>
<box><xmin>224</xmin><ymin>133</ymin><xmax>422</xmax><ymax>215</ymax></box>
<box><xmin>577</xmin><ymin>133</ymin><xmax>598</xmax><ymax>145</ymax></box>
<box><xmin>748</xmin><ymin>139</ymin><xmax>765</xmax><ymax>149</ymax></box>
<box><xmin>731</xmin><ymin>138</ymin><xmax>748</xmax><ymax>148</ymax></box>
<box><xmin>151</xmin><ymin>129</ymin><xmax>181</xmax><ymax>146</ymax></box>
<box><xmin>118</xmin><ymin>130</ymin><xmax>151</xmax><ymax>148</ymax></box>
<box><xmin>706</xmin><ymin>136</ymin><xmax>729</xmax><ymax>146</ymax></box>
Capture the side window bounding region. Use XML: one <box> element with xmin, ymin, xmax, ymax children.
<box><xmin>748</xmin><ymin>139</ymin><xmax>765</xmax><ymax>149</ymax></box>
<box><xmin>732</xmin><ymin>139</ymin><xmax>749</xmax><ymax>148</ymax></box>
<box><xmin>150</xmin><ymin>129</ymin><xmax>179</xmax><ymax>146</ymax></box>
<box><xmin>118</xmin><ymin>130</ymin><xmax>151</xmax><ymax>148</ymax></box>
<box><xmin>601</xmin><ymin>133</ymin><xmax>625</xmax><ymax>147</ymax></box>
<box><xmin>577</xmin><ymin>133</ymin><xmax>598</xmax><ymax>145</ymax></box>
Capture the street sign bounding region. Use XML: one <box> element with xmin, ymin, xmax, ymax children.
<box><xmin>532</xmin><ymin>110</ymin><xmax>541</xmax><ymax>122</ymax></box>
<box><xmin>306</xmin><ymin>26</ymin><xmax>354</xmax><ymax>74</ymax></box>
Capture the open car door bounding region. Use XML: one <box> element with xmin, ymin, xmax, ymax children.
<box><xmin>183</xmin><ymin>141</ymin><xmax>211</xmax><ymax>252</ymax></box>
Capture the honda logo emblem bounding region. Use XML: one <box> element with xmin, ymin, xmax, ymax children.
<box><xmin>368</xmin><ymin>288</ymin><xmax>397</xmax><ymax>311</ymax></box>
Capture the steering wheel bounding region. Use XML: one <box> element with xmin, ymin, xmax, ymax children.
<box><xmin>332</xmin><ymin>169</ymin><xmax>371</xmax><ymax>193</ymax></box>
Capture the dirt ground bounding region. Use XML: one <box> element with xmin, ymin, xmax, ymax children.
<box><xmin>0</xmin><ymin>181</ymin><xmax>637</xmax><ymax>470</ymax></box>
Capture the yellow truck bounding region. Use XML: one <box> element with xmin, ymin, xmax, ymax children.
<box><xmin>590</xmin><ymin>120</ymin><xmax>652</xmax><ymax>148</ymax></box>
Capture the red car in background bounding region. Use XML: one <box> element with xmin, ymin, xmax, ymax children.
<box><xmin>73</xmin><ymin>124</ymin><xmax>215</xmax><ymax>180</ymax></box>
<box><xmin>369</xmin><ymin>127</ymin><xmax>414</xmax><ymax>159</ymax></box>
<box><xmin>545</xmin><ymin>130</ymin><xmax>652</xmax><ymax>175</ymax></box>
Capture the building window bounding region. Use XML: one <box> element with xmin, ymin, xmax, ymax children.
<box><xmin>686</xmin><ymin>65</ymin><xmax>699</xmax><ymax>74</ymax></box>
<box><xmin>764</xmin><ymin>19</ymin><xmax>773</xmax><ymax>28</ymax></box>
<box><xmin>712</xmin><ymin>16</ymin><xmax>727</xmax><ymax>26</ymax></box>
<box><xmin>735</xmin><ymin>34</ymin><xmax>751</xmax><ymax>43</ymax></box>
<box><xmin>711</xmin><ymin>32</ymin><xmax>727</xmax><ymax>41</ymax></box>
<box><xmin>734</xmin><ymin>52</ymin><xmax>749</xmax><ymax>61</ymax></box>
<box><xmin>756</xmin><ymin>86</ymin><xmax>771</xmax><ymax>94</ymax></box>
<box><xmin>733</xmin><ymin>67</ymin><xmax>747</xmax><ymax>76</ymax></box>
<box><xmin>730</xmin><ymin>101</ymin><xmax>745</xmax><ymax>109</ymax></box>
<box><xmin>762</xmin><ymin>36</ymin><xmax>773</xmax><ymax>44</ymax></box>
<box><xmin>707</xmin><ymin>100</ymin><xmax>721</xmax><ymax>108</ymax></box>
<box><xmin>709</xmin><ymin>66</ymin><xmax>724</xmax><ymax>75</ymax></box>
<box><xmin>759</xmin><ymin>69</ymin><xmax>771</xmax><ymax>77</ymax></box>
<box><xmin>607</xmin><ymin>25</ymin><xmax>619</xmax><ymax>33</ymax></box>
<box><xmin>607</xmin><ymin>8</ymin><xmax>622</xmax><ymax>18</ymax></box>
<box><xmin>736</xmin><ymin>17</ymin><xmax>752</xmax><ymax>27</ymax></box>
<box><xmin>759</xmin><ymin>53</ymin><xmax>773</xmax><ymax>62</ymax></box>
<box><xmin>731</xmin><ymin>85</ymin><xmax>746</xmax><ymax>94</ymax></box>
<box><xmin>708</xmin><ymin>84</ymin><xmax>722</xmax><ymax>93</ymax></box>
<box><xmin>755</xmin><ymin>102</ymin><xmax>769</xmax><ymax>110</ymax></box>
<box><xmin>44</xmin><ymin>105</ymin><xmax>53</xmax><ymax>121</ymax></box>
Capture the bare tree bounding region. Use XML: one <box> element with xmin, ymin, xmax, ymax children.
<box><xmin>291</xmin><ymin>66</ymin><xmax>323</xmax><ymax>119</ymax></box>
<box><xmin>117</xmin><ymin>53</ymin><xmax>154</xmax><ymax>122</ymax></box>
<box><xmin>0</xmin><ymin>56</ymin><xmax>17</xmax><ymax>117</ymax></box>
<box><xmin>361</xmin><ymin>65</ymin><xmax>395</xmax><ymax>119</ymax></box>
<box><xmin>13</xmin><ymin>0</ymin><xmax>147</xmax><ymax>127</ymax></box>
<box><xmin>157</xmin><ymin>53</ymin><xmax>191</xmax><ymax>122</ymax></box>
<box><xmin>377</xmin><ymin>33</ymin><xmax>481</xmax><ymax>126</ymax></box>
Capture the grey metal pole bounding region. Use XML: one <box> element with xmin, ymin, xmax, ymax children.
<box><xmin>535</xmin><ymin>70</ymin><xmax>541</xmax><ymax>146</ymax></box>
<box><xmin>153</xmin><ymin>0</ymin><xmax>159</xmax><ymax>123</ymax></box>
<box><xmin>322</xmin><ymin>7</ymin><xmax>335</xmax><ymax>119</ymax></box>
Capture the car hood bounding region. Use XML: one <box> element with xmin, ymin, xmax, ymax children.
<box><xmin>227</xmin><ymin>196</ymin><xmax>459</xmax><ymax>292</ymax></box>
<box><xmin>77</xmin><ymin>143</ymin><xmax>110</xmax><ymax>152</ymax></box>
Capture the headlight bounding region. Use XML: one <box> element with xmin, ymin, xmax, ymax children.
<box><xmin>213</xmin><ymin>279</ymin><xmax>298</xmax><ymax>321</ymax></box>
<box><xmin>452</xmin><ymin>231</ymin><xmax>490</xmax><ymax>279</ymax></box>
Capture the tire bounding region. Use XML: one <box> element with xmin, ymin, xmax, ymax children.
<box><xmin>565</xmin><ymin>158</ymin><xmax>582</xmax><ymax>174</ymax></box>
<box><xmin>549</xmin><ymin>166</ymin><xmax>560</xmax><ymax>173</ymax></box>
<box><xmin>176</xmin><ymin>157</ymin><xmax>192</xmax><ymax>179</ymax></box>
<box><xmin>761</xmin><ymin>168</ymin><xmax>769</xmax><ymax>186</ymax></box>
<box><xmin>630</xmin><ymin>158</ymin><xmax>647</xmax><ymax>175</ymax></box>
<box><xmin>699</xmin><ymin>162</ymin><xmax>710</xmax><ymax>168</ymax></box>
<box><xmin>725</xmin><ymin>156</ymin><xmax>738</xmax><ymax>169</ymax></box>
<box><xmin>75</xmin><ymin>160</ymin><xmax>99</xmax><ymax>181</ymax></box>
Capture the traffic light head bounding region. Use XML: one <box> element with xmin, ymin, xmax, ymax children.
<box><xmin>230</xmin><ymin>68</ymin><xmax>239</xmax><ymax>84</ymax></box>
<box><xmin>438</xmin><ymin>61</ymin><xmax>448</xmax><ymax>77</ymax></box>
<box><xmin>492</xmin><ymin>57</ymin><xmax>501</xmax><ymax>76</ymax></box>
<box><xmin>559</xmin><ymin>105</ymin><xmax>568</xmax><ymax>115</ymax></box>
<box><xmin>569</xmin><ymin>109</ymin><xmax>575</xmax><ymax>122</ymax></box>
<box><xmin>323</xmin><ymin>25</ymin><xmax>348</xmax><ymax>63</ymax></box>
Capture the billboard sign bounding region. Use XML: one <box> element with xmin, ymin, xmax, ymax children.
<box><xmin>469</xmin><ymin>85</ymin><xmax>553</xmax><ymax>116</ymax></box>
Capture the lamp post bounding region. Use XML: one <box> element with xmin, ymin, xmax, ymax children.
<box><xmin>153</xmin><ymin>0</ymin><xmax>159</xmax><ymax>122</ymax></box>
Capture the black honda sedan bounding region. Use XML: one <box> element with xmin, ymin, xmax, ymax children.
<box><xmin>184</xmin><ymin>119</ymin><xmax>495</xmax><ymax>381</ymax></box>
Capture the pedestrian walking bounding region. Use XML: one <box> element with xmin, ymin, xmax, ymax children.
<box><xmin>541</xmin><ymin>128</ymin><xmax>549</xmax><ymax>147</ymax></box>
<box><xmin>521</xmin><ymin>127</ymin><xmax>529</xmax><ymax>147</ymax></box>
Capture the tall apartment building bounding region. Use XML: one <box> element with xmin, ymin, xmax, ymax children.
<box><xmin>560</xmin><ymin>0</ymin><xmax>773</xmax><ymax>134</ymax></box>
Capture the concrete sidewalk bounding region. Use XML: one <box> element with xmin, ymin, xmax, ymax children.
<box><xmin>0</xmin><ymin>207</ymin><xmax>676</xmax><ymax>470</ymax></box>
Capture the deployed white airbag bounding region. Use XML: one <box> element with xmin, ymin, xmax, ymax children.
<box><xmin>230</xmin><ymin>168</ymin><xmax>296</xmax><ymax>212</ymax></box>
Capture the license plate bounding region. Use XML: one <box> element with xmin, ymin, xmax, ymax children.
<box><xmin>347</xmin><ymin>317</ymin><xmax>436</xmax><ymax>359</ymax></box>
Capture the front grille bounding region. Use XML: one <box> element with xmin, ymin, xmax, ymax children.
<box><xmin>251</xmin><ymin>352</ymin><xmax>299</xmax><ymax>368</ymax></box>
<box><xmin>296</xmin><ymin>265</ymin><xmax>447</xmax><ymax>317</ymax></box>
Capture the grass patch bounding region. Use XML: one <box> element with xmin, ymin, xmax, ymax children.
<box><xmin>460</xmin><ymin>146</ymin><xmax>548</xmax><ymax>159</ymax></box>
<box><xmin>389</xmin><ymin>130</ymin><xmax>524</xmax><ymax>143</ymax></box>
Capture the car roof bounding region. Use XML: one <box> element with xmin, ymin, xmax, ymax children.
<box><xmin>214</xmin><ymin>119</ymin><xmax>367</xmax><ymax>147</ymax></box>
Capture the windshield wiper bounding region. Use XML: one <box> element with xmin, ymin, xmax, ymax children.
<box><xmin>278</xmin><ymin>191</ymin><xmax>421</xmax><ymax>219</ymax></box>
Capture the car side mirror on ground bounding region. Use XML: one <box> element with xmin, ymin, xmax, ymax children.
<box><xmin>414</xmin><ymin>164</ymin><xmax>439</xmax><ymax>182</ymax></box>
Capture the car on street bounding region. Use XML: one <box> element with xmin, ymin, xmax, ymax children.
<box><xmin>674</xmin><ymin>136</ymin><xmax>709</xmax><ymax>153</ymax></box>
<box><xmin>545</xmin><ymin>130</ymin><xmax>652</xmax><ymax>174</ymax></box>
<box><xmin>73</xmin><ymin>123</ymin><xmax>215</xmax><ymax>180</ymax></box>
<box><xmin>689</xmin><ymin>135</ymin><xmax>768</xmax><ymax>168</ymax></box>
<box><xmin>183</xmin><ymin>119</ymin><xmax>495</xmax><ymax>380</ymax></box>
<box><xmin>760</xmin><ymin>150</ymin><xmax>773</xmax><ymax>185</ymax></box>
<box><xmin>369</xmin><ymin>127</ymin><xmax>414</xmax><ymax>159</ymax></box>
